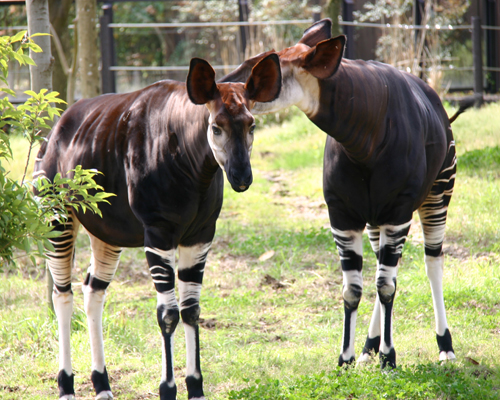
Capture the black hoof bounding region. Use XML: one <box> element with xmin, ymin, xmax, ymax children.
<box><xmin>57</xmin><ymin>369</ymin><xmax>75</xmax><ymax>398</ymax></box>
<box><xmin>437</xmin><ymin>328</ymin><xmax>454</xmax><ymax>353</ymax></box>
<box><xmin>159</xmin><ymin>380</ymin><xmax>177</xmax><ymax>400</ymax></box>
<box><xmin>362</xmin><ymin>335</ymin><xmax>381</xmax><ymax>356</ymax></box>
<box><xmin>91</xmin><ymin>367</ymin><xmax>112</xmax><ymax>395</ymax></box>
<box><xmin>186</xmin><ymin>375</ymin><xmax>204</xmax><ymax>399</ymax></box>
<box><xmin>380</xmin><ymin>348</ymin><xmax>396</xmax><ymax>369</ymax></box>
<box><xmin>338</xmin><ymin>354</ymin><xmax>355</xmax><ymax>367</ymax></box>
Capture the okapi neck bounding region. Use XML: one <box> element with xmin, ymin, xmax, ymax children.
<box><xmin>309</xmin><ymin>61</ymin><xmax>390</xmax><ymax>165</ymax></box>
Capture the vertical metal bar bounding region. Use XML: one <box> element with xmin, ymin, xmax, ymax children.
<box><xmin>342</xmin><ymin>0</ymin><xmax>355</xmax><ymax>59</ymax></box>
<box><xmin>485</xmin><ymin>0</ymin><xmax>498</xmax><ymax>93</ymax></box>
<box><xmin>472</xmin><ymin>16</ymin><xmax>484</xmax><ymax>107</ymax></box>
<box><xmin>238</xmin><ymin>0</ymin><xmax>249</xmax><ymax>58</ymax></box>
<box><xmin>312</xmin><ymin>0</ymin><xmax>321</xmax><ymax>23</ymax></box>
<box><xmin>100</xmin><ymin>2</ymin><xmax>116</xmax><ymax>94</ymax></box>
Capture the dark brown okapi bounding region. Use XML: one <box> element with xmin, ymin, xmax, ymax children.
<box><xmin>34</xmin><ymin>55</ymin><xmax>281</xmax><ymax>400</ymax></box>
<box><xmin>222</xmin><ymin>19</ymin><xmax>470</xmax><ymax>369</ymax></box>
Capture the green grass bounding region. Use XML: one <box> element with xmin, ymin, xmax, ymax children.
<box><xmin>1</xmin><ymin>103</ymin><xmax>500</xmax><ymax>399</ymax></box>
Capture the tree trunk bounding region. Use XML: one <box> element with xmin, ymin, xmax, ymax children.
<box><xmin>325</xmin><ymin>0</ymin><xmax>342</xmax><ymax>37</ymax></box>
<box><xmin>26</xmin><ymin>0</ymin><xmax>54</xmax><ymax>94</ymax></box>
<box><xmin>26</xmin><ymin>0</ymin><xmax>55</xmax><ymax>313</ymax></box>
<box><xmin>76</xmin><ymin>0</ymin><xmax>100</xmax><ymax>98</ymax></box>
<box><xmin>49</xmin><ymin>0</ymin><xmax>73</xmax><ymax>109</ymax></box>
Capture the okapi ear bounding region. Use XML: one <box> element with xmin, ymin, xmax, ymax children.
<box><xmin>219</xmin><ymin>50</ymin><xmax>276</xmax><ymax>83</ymax></box>
<box><xmin>244</xmin><ymin>53</ymin><xmax>282</xmax><ymax>103</ymax></box>
<box><xmin>187</xmin><ymin>58</ymin><xmax>217</xmax><ymax>105</ymax></box>
<box><xmin>298</xmin><ymin>18</ymin><xmax>332</xmax><ymax>47</ymax></box>
<box><xmin>302</xmin><ymin>35</ymin><xmax>346</xmax><ymax>80</ymax></box>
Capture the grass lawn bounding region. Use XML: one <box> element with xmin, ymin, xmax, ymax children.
<box><xmin>1</xmin><ymin>102</ymin><xmax>500</xmax><ymax>399</ymax></box>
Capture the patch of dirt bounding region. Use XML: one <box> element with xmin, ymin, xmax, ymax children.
<box><xmin>260</xmin><ymin>274</ymin><xmax>289</xmax><ymax>290</ymax></box>
<box><xmin>1</xmin><ymin>385</ymin><xmax>21</xmax><ymax>392</ymax></box>
<box><xmin>443</xmin><ymin>243</ymin><xmax>471</xmax><ymax>260</ymax></box>
<box><xmin>199</xmin><ymin>317</ymin><xmax>218</xmax><ymax>330</ymax></box>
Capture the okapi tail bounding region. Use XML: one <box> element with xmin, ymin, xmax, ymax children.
<box><xmin>449</xmin><ymin>96</ymin><xmax>475</xmax><ymax>124</ymax></box>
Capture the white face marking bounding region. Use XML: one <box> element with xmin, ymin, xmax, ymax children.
<box><xmin>206</xmin><ymin>114</ymin><xmax>228</xmax><ymax>169</ymax></box>
<box><xmin>205</xmin><ymin>106</ymin><xmax>255</xmax><ymax>171</ymax></box>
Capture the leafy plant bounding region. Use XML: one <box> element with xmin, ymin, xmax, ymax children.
<box><xmin>0</xmin><ymin>31</ymin><xmax>113</xmax><ymax>268</ymax></box>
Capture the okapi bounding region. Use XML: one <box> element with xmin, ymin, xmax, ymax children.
<box><xmin>34</xmin><ymin>55</ymin><xmax>281</xmax><ymax>400</ymax></box>
<box><xmin>222</xmin><ymin>19</ymin><xmax>470</xmax><ymax>369</ymax></box>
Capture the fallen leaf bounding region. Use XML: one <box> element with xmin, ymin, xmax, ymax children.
<box><xmin>258</xmin><ymin>250</ymin><xmax>275</xmax><ymax>262</ymax></box>
<box><xmin>465</xmin><ymin>356</ymin><xmax>480</xmax><ymax>365</ymax></box>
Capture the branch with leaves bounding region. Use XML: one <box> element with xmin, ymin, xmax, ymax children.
<box><xmin>0</xmin><ymin>31</ymin><xmax>114</xmax><ymax>269</ymax></box>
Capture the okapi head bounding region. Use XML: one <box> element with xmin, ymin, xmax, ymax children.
<box><xmin>221</xmin><ymin>19</ymin><xmax>345</xmax><ymax>118</ymax></box>
<box><xmin>186</xmin><ymin>54</ymin><xmax>281</xmax><ymax>192</ymax></box>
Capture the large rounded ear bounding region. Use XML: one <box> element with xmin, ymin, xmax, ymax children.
<box><xmin>244</xmin><ymin>53</ymin><xmax>282</xmax><ymax>103</ymax></box>
<box><xmin>186</xmin><ymin>58</ymin><xmax>217</xmax><ymax>104</ymax></box>
<box><xmin>298</xmin><ymin>18</ymin><xmax>332</xmax><ymax>47</ymax></box>
<box><xmin>219</xmin><ymin>49</ymin><xmax>276</xmax><ymax>83</ymax></box>
<box><xmin>301</xmin><ymin>35</ymin><xmax>345</xmax><ymax>80</ymax></box>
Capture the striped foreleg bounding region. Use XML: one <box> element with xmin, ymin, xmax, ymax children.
<box><xmin>418</xmin><ymin>151</ymin><xmax>456</xmax><ymax>361</ymax></box>
<box><xmin>45</xmin><ymin>214</ymin><xmax>80</xmax><ymax>400</ymax></box>
<box><xmin>145</xmin><ymin>246</ymin><xmax>179</xmax><ymax>400</ymax></box>
<box><xmin>376</xmin><ymin>222</ymin><xmax>411</xmax><ymax>369</ymax></box>
<box><xmin>83</xmin><ymin>233</ymin><xmax>122</xmax><ymax>399</ymax></box>
<box><xmin>358</xmin><ymin>224</ymin><xmax>382</xmax><ymax>363</ymax></box>
<box><xmin>178</xmin><ymin>243</ymin><xmax>211</xmax><ymax>400</ymax></box>
<box><xmin>331</xmin><ymin>228</ymin><xmax>364</xmax><ymax>366</ymax></box>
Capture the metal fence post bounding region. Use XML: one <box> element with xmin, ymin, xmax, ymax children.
<box><xmin>238</xmin><ymin>0</ymin><xmax>249</xmax><ymax>58</ymax></box>
<box><xmin>472</xmin><ymin>16</ymin><xmax>484</xmax><ymax>107</ymax></box>
<box><xmin>342</xmin><ymin>0</ymin><xmax>355</xmax><ymax>59</ymax></box>
<box><xmin>100</xmin><ymin>3</ymin><xmax>116</xmax><ymax>94</ymax></box>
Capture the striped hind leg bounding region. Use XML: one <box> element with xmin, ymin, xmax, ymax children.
<box><xmin>46</xmin><ymin>213</ymin><xmax>80</xmax><ymax>400</ymax></box>
<box><xmin>83</xmin><ymin>232</ymin><xmax>122</xmax><ymax>399</ymax></box>
<box><xmin>358</xmin><ymin>224</ymin><xmax>382</xmax><ymax>363</ymax></box>
<box><xmin>178</xmin><ymin>242</ymin><xmax>211</xmax><ymax>400</ymax></box>
<box><xmin>418</xmin><ymin>154</ymin><xmax>456</xmax><ymax>361</ymax></box>
<box><xmin>331</xmin><ymin>227</ymin><xmax>364</xmax><ymax>366</ymax></box>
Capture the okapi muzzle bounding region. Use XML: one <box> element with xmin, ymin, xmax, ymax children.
<box><xmin>224</xmin><ymin>134</ymin><xmax>253</xmax><ymax>192</ymax></box>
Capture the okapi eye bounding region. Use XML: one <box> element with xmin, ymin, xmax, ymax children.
<box><xmin>249</xmin><ymin>125</ymin><xmax>255</xmax><ymax>135</ymax></box>
<box><xmin>212</xmin><ymin>125</ymin><xmax>222</xmax><ymax>136</ymax></box>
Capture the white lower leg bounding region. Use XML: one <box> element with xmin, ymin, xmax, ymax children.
<box><xmin>376</xmin><ymin>264</ymin><xmax>398</xmax><ymax>355</ymax></box>
<box><xmin>340</xmin><ymin>269</ymin><xmax>363</xmax><ymax>362</ymax></box>
<box><xmin>358</xmin><ymin>295</ymin><xmax>381</xmax><ymax>363</ymax></box>
<box><xmin>158</xmin><ymin>290</ymin><xmax>178</xmax><ymax>388</ymax></box>
<box><xmin>83</xmin><ymin>286</ymin><xmax>107</xmax><ymax>373</ymax></box>
<box><xmin>425</xmin><ymin>255</ymin><xmax>447</xmax><ymax>335</ymax></box>
<box><xmin>53</xmin><ymin>290</ymin><xmax>74</xmax><ymax>376</ymax></box>
<box><xmin>425</xmin><ymin>254</ymin><xmax>455</xmax><ymax>360</ymax></box>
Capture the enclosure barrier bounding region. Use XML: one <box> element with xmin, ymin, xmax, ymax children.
<box><xmin>1</xmin><ymin>14</ymin><xmax>498</xmax><ymax>100</ymax></box>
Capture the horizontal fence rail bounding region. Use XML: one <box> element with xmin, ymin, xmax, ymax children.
<box><xmin>2</xmin><ymin>16</ymin><xmax>498</xmax><ymax>96</ymax></box>
<box><xmin>3</xmin><ymin>22</ymin><xmax>500</xmax><ymax>31</ymax></box>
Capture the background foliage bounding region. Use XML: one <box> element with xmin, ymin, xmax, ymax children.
<box><xmin>0</xmin><ymin>32</ymin><xmax>112</xmax><ymax>268</ymax></box>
